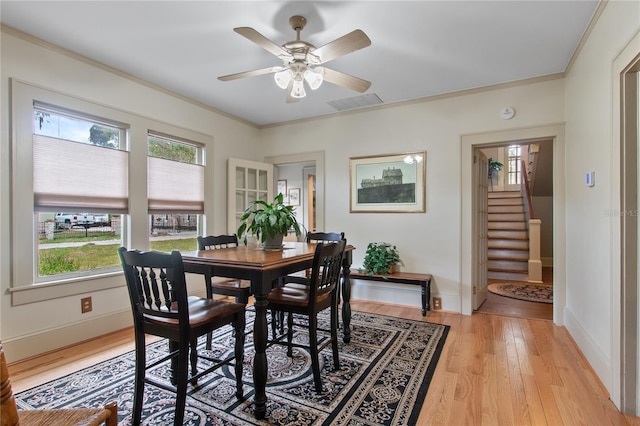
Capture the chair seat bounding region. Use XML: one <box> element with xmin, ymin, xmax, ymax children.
<box><xmin>268</xmin><ymin>283</ymin><xmax>331</xmax><ymax>307</ymax></box>
<box><xmin>145</xmin><ymin>296</ymin><xmax>245</xmax><ymax>328</ymax></box>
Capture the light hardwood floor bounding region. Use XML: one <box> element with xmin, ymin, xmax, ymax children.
<box><xmin>7</xmin><ymin>300</ymin><xmax>640</xmax><ymax>425</ymax></box>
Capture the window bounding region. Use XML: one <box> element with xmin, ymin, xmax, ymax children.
<box><xmin>147</xmin><ymin>132</ymin><xmax>204</xmax><ymax>252</ymax></box>
<box><xmin>507</xmin><ymin>145</ymin><xmax>522</xmax><ymax>185</ymax></box>
<box><xmin>33</xmin><ymin>104</ymin><xmax>128</xmax><ymax>280</ymax></box>
<box><xmin>11</xmin><ymin>80</ymin><xmax>212</xmax><ymax>305</ymax></box>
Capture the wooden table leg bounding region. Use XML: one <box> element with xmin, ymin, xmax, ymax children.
<box><xmin>252</xmin><ymin>295</ymin><xmax>268</xmax><ymax>419</ymax></box>
<box><xmin>341</xmin><ymin>266</ymin><xmax>352</xmax><ymax>343</ymax></box>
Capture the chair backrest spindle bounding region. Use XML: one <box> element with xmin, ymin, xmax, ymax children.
<box><xmin>197</xmin><ymin>234</ymin><xmax>239</xmax><ymax>250</ymax></box>
<box><xmin>309</xmin><ymin>239</ymin><xmax>346</xmax><ymax>300</ymax></box>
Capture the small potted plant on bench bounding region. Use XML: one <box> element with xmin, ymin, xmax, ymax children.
<box><xmin>360</xmin><ymin>242</ymin><xmax>402</xmax><ymax>276</ymax></box>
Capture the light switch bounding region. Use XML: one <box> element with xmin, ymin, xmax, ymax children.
<box><xmin>586</xmin><ymin>171</ymin><xmax>595</xmax><ymax>187</ymax></box>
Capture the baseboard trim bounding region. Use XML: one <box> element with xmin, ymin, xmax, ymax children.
<box><xmin>3</xmin><ymin>310</ymin><xmax>132</xmax><ymax>363</ymax></box>
<box><xmin>563</xmin><ymin>305</ymin><xmax>612</xmax><ymax>397</ymax></box>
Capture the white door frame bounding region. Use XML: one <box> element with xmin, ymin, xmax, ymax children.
<box><xmin>460</xmin><ymin>124</ymin><xmax>566</xmax><ymax>321</ymax></box>
<box><xmin>611</xmin><ymin>31</ymin><xmax>640</xmax><ymax>414</ymax></box>
<box><xmin>264</xmin><ymin>151</ymin><xmax>325</xmax><ymax>232</ymax></box>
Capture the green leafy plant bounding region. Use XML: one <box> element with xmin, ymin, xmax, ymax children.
<box><xmin>237</xmin><ymin>193</ymin><xmax>301</xmax><ymax>245</ymax></box>
<box><xmin>488</xmin><ymin>157</ymin><xmax>503</xmax><ymax>180</ymax></box>
<box><xmin>360</xmin><ymin>242</ymin><xmax>402</xmax><ymax>276</ymax></box>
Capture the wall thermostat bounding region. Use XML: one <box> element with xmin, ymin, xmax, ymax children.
<box><xmin>500</xmin><ymin>107</ymin><xmax>515</xmax><ymax>120</ymax></box>
<box><xmin>586</xmin><ymin>171</ymin><xmax>595</xmax><ymax>187</ymax></box>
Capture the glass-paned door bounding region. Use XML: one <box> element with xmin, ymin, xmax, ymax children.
<box><xmin>227</xmin><ymin>158</ymin><xmax>273</xmax><ymax>235</ymax></box>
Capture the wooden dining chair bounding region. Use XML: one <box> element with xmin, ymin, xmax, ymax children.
<box><xmin>306</xmin><ymin>231</ymin><xmax>345</xmax><ymax>244</ymax></box>
<box><xmin>271</xmin><ymin>231</ymin><xmax>346</xmax><ymax>336</ymax></box>
<box><xmin>196</xmin><ymin>235</ymin><xmax>251</xmax><ymax>305</ymax></box>
<box><xmin>197</xmin><ymin>234</ymin><xmax>252</xmax><ymax>349</ymax></box>
<box><xmin>267</xmin><ymin>239</ymin><xmax>346</xmax><ymax>393</ymax></box>
<box><xmin>118</xmin><ymin>247</ymin><xmax>246</xmax><ymax>426</ymax></box>
<box><xmin>0</xmin><ymin>341</ymin><xmax>118</xmax><ymax>426</ymax></box>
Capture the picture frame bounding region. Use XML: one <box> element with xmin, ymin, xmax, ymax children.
<box><xmin>277</xmin><ymin>179</ymin><xmax>287</xmax><ymax>197</ymax></box>
<box><xmin>288</xmin><ymin>188</ymin><xmax>301</xmax><ymax>206</ymax></box>
<box><xmin>349</xmin><ymin>151</ymin><xmax>426</xmax><ymax>213</ymax></box>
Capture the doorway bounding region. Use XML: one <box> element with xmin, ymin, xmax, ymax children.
<box><xmin>265</xmin><ymin>151</ymin><xmax>325</xmax><ymax>234</ymax></box>
<box><xmin>460</xmin><ymin>124</ymin><xmax>566</xmax><ymax>321</ymax></box>
<box><xmin>472</xmin><ymin>141</ymin><xmax>554</xmax><ymax>321</ymax></box>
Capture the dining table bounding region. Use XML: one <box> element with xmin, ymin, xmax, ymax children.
<box><xmin>181</xmin><ymin>241</ymin><xmax>354</xmax><ymax>419</ymax></box>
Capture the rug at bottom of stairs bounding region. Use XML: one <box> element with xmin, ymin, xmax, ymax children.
<box><xmin>488</xmin><ymin>282</ymin><xmax>553</xmax><ymax>304</ymax></box>
<box><xmin>14</xmin><ymin>310</ymin><xmax>449</xmax><ymax>425</ymax></box>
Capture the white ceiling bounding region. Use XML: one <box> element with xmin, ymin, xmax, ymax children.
<box><xmin>1</xmin><ymin>1</ymin><xmax>599</xmax><ymax>127</ymax></box>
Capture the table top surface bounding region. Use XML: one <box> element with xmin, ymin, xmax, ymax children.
<box><xmin>182</xmin><ymin>241</ymin><xmax>354</xmax><ymax>271</ymax></box>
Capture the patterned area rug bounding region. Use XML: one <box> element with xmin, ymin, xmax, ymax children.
<box><xmin>488</xmin><ymin>282</ymin><xmax>553</xmax><ymax>304</ymax></box>
<box><xmin>15</xmin><ymin>311</ymin><xmax>449</xmax><ymax>425</ymax></box>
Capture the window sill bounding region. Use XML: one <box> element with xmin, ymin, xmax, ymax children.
<box><xmin>9</xmin><ymin>270</ymin><xmax>124</xmax><ymax>306</ymax></box>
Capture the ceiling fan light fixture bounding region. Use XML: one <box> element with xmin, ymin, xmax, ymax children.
<box><xmin>303</xmin><ymin>68</ymin><xmax>323</xmax><ymax>90</ymax></box>
<box><xmin>290</xmin><ymin>79</ymin><xmax>306</xmax><ymax>98</ymax></box>
<box><xmin>274</xmin><ymin>68</ymin><xmax>293</xmax><ymax>89</ymax></box>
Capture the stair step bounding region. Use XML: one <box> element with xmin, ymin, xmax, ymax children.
<box><xmin>488</xmin><ymin>249</ymin><xmax>529</xmax><ymax>261</ymax></box>
<box><xmin>488</xmin><ymin>229</ymin><xmax>527</xmax><ymax>239</ymax></box>
<box><xmin>488</xmin><ymin>221</ymin><xmax>527</xmax><ymax>231</ymax></box>
<box><xmin>488</xmin><ymin>239</ymin><xmax>529</xmax><ymax>250</ymax></box>
<box><xmin>488</xmin><ymin>198</ymin><xmax>524</xmax><ymax>206</ymax></box>
<box><xmin>488</xmin><ymin>271</ymin><xmax>529</xmax><ymax>281</ymax></box>
<box><xmin>489</xmin><ymin>212</ymin><xmax>525</xmax><ymax>222</ymax></box>
<box><xmin>488</xmin><ymin>205</ymin><xmax>524</xmax><ymax>214</ymax></box>
<box><xmin>488</xmin><ymin>191</ymin><xmax>520</xmax><ymax>199</ymax></box>
<box><xmin>488</xmin><ymin>259</ymin><xmax>528</xmax><ymax>272</ymax></box>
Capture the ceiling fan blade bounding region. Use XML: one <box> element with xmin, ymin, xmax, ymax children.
<box><xmin>321</xmin><ymin>67</ymin><xmax>371</xmax><ymax>93</ymax></box>
<box><xmin>312</xmin><ymin>30</ymin><xmax>371</xmax><ymax>64</ymax></box>
<box><xmin>234</xmin><ymin>27</ymin><xmax>291</xmax><ymax>59</ymax></box>
<box><xmin>218</xmin><ymin>66</ymin><xmax>283</xmax><ymax>81</ymax></box>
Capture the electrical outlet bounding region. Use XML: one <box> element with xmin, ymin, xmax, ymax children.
<box><xmin>432</xmin><ymin>297</ymin><xmax>442</xmax><ymax>310</ymax></box>
<box><xmin>81</xmin><ymin>296</ymin><xmax>92</xmax><ymax>313</ymax></box>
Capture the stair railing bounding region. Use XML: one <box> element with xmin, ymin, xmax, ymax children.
<box><xmin>521</xmin><ymin>160</ymin><xmax>542</xmax><ymax>283</ymax></box>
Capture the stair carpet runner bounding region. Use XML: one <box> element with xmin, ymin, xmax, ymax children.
<box><xmin>488</xmin><ymin>191</ymin><xmax>528</xmax><ymax>281</ymax></box>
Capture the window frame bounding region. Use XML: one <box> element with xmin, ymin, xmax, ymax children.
<box><xmin>9</xmin><ymin>79</ymin><xmax>212</xmax><ymax>305</ymax></box>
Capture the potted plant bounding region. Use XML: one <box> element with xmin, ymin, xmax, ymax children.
<box><xmin>237</xmin><ymin>193</ymin><xmax>301</xmax><ymax>248</ymax></box>
<box><xmin>360</xmin><ymin>242</ymin><xmax>402</xmax><ymax>276</ymax></box>
<box><xmin>488</xmin><ymin>157</ymin><xmax>503</xmax><ymax>190</ymax></box>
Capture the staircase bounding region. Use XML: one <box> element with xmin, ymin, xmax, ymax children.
<box><xmin>487</xmin><ymin>191</ymin><xmax>529</xmax><ymax>281</ymax></box>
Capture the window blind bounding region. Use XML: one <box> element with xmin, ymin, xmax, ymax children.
<box><xmin>148</xmin><ymin>156</ymin><xmax>204</xmax><ymax>213</ymax></box>
<box><xmin>33</xmin><ymin>134</ymin><xmax>129</xmax><ymax>213</ymax></box>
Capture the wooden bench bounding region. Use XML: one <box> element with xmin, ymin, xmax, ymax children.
<box><xmin>349</xmin><ymin>269</ymin><xmax>432</xmax><ymax>316</ymax></box>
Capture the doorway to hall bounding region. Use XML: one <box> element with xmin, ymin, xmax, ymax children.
<box><xmin>474</xmin><ymin>140</ymin><xmax>554</xmax><ymax>321</ymax></box>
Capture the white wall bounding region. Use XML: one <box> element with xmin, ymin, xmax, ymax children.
<box><xmin>0</xmin><ymin>29</ymin><xmax>261</xmax><ymax>361</ymax></box>
<box><xmin>564</xmin><ymin>0</ymin><xmax>640</xmax><ymax>408</ymax></box>
<box><xmin>260</xmin><ymin>78</ymin><xmax>566</xmax><ymax>313</ymax></box>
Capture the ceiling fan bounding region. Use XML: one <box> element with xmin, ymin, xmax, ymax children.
<box><xmin>218</xmin><ymin>15</ymin><xmax>372</xmax><ymax>102</ymax></box>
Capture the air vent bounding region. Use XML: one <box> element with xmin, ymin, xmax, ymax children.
<box><xmin>327</xmin><ymin>93</ymin><xmax>383</xmax><ymax>111</ymax></box>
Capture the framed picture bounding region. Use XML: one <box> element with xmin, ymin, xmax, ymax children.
<box><xmin>288</xmin><ymin>188</ymin><xmax>301</xmax><ymax>206</ymax></box>
<box><xmin>349</xmin><ymin>151</ymin><xmax>426</xmax><ymax>213</ymax></box>
<box><xmin>277</xmin><ymin>179</ymin><xmax>287</xmax><ymax>197</ymax></box>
